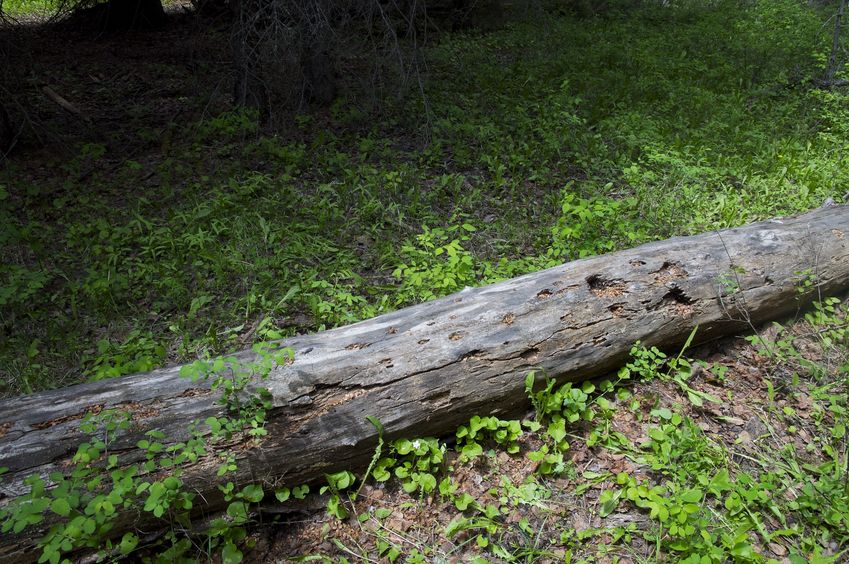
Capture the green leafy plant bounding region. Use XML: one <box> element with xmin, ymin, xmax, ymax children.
<box><xmin>549</xmin><ymin>189</ymin><xmax>647</xmax><ymax>261</ymax></box>
<box><xmin>179</xmin><ymin>343</ymin><xmax>293</xmax><ymax>438</ymax></box>
<box><xmin>393</xmin><ymin>224</ymin><xmax>479</xmax><ymax>304</ymax></box>
<box><xmin>524</xmin><ymin>371</ymin><xmax>598</xmax><ymax>474</ymax></box>
<box><xmin>621</xmin><ymin>329</ymin><xmax>721</xmax><ymax>407</ymax></box>
<box><xmin>370</xmin><ymin>437</ymin><xmax>445</xmax><ymax>496</ymax></box>
<box><xmin>85</xmin><ymin>330</ymin><xmax>166</xmax><ymax>381</ymax></box>
<box><xmin>0</xmin><ymin>346</ymin><xmax>299</xmax><ymax>563</ymax></box>
<box><xmin>0</xmin><ymin>408</ymin><xmax>192</xmax><ymax>564</ymax></box>
<box><xmin>197</xmin><ymin>109</ymin><xmax>260</xmax><ymax>141</ymax></box>
<box><xmin>456</xmin><ymin>415</ymin><xmax>522</xmax><ymax>460</ymax></box>
<box><xmin>321</xmin><ymin>471</ymin><xmax>357</xmax><ymax>519</ymax></box>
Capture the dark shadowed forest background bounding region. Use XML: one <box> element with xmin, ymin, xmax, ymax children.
<box><xmin>1</xmin><ymin>0</ymin><xmax>848</xmax><ymax>559</ymax></box>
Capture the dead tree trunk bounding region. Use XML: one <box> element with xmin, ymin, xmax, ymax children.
<box><xmin>1</xmin><ymin>206</ymin><xmax>848</xmax><ymax>561</ymax></box>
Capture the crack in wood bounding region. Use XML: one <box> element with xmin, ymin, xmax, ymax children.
<box><xmin>422</xmin><ymin>389</ymin><xmax>451</xmax><ymax>409</ymax></box>
<box><xmin>176</xmin><ymin>387</ymin><xmax>212</xmax><ymax>398</ymax></box>
<box><xmin>558</xmin><ymin>315</ymin><xmax>611</xmax><ymax>332</ymax></box>
<box><xmin>644</xmin><ymin>285</ymin><xmax>700</xmax><ymax>317</ymax></box>
<box><xmin>460</xmin><ymin>350</ymin><xmax>485</xmax><ymax>362</ymax></box>
<box><xmin>664</xmin><ymin>286</ymin><xmax>693</xmax><ymax>304</ymax></box>
<box><xmin>32</xmin><ymin>405</ymin><xmax>104</xmax><ymax>430</ymax></box>
<box><xmin>519</xmin><ymin>348</ymin><xmax>540</xmax><ymax>360</ymax></box>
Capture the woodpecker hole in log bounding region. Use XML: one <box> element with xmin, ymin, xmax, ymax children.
<box><xmin>587</xmin><ymin>275</ymin><xmax>627</xmax><ymax>298</ymax></box>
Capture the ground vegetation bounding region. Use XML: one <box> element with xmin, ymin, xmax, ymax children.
<box><xmin>0</xmin><ymin>0</ymin><xmax>848</xmax><ymax>560</ymax></box>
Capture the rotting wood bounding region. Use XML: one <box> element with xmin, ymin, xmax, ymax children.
<box><xmin>1</xmin><ymin>205</ymin><xmax>848</xmax><ymax>561</ymax></box>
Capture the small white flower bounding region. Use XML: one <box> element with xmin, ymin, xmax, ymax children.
<box><xmin>411</xmin><ymin>439</ymin><xmax>421</xmax><ymax>450</ymax></box>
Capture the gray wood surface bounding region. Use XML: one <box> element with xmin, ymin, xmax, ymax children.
<box><xmin>1</xmin><ymin>205</ymin><xmax>848</xmax><ymax>561</ymax></box>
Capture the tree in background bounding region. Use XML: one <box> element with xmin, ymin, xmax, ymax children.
<box><xmin>230</xmin><ymin>0</ymin><xmax>430</xmax><ymax>115</ymax></box>
<box><xmin>231</xmin><ymin>0</ymin><xmax>339</xmax><ymax>112</ymax></box>
<box><xmin>823</xmin><ymin>0</ymin><xmax>848</xmax><ymax>85</ymax></box>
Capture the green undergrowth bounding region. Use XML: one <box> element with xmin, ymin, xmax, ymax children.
<box><xmin>2</xmin><ymin>0</ymin><xmax>848</xmax><ymax>395</ymax></box>
<box><xmin>0</xmin><ymin>0</ymin><xmax>54</xmax><ymax>17</ymax></box>
<box><xmin>1</xmin><ymin>296</ymin><xmax>846</xmax><ymax>562</ymax></box>
<box><xmin>0</xmin><ymin>0</ymin><xmax>184</xmax><ymax>18</ymax></box>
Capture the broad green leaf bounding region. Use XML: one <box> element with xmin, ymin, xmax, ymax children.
<box><xmin>50</xmin><ymin>498</ymin><xmax>71</xmax><ymax>517</ymax></box>
<box><xmin>221</xmin><ymin>541</ymin><xmax>243</xmax><ymax>564</ymax></box>
<box><xmin>240</xmin><ymin>484</ymin><xmax>264</xmax><ymax>503</ymax></box>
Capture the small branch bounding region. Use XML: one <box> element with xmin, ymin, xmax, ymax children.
<box><xmin>41</xmin><ymin>85</ymin><xmax>90</xmax><ymax>122</ymax></box>
<box><xmin>812</xmin><ymin>78</ymin><xmax>849</xmax><ymax>88</ymax></box>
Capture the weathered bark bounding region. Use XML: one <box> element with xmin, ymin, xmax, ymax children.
<box><xmin>1</xmin><ymin>206</ymin><xmax>849</xmax><ymax>561</ymax></box>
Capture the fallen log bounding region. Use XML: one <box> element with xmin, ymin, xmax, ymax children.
<box><xmin>1</xmin><ymin>205</ymin><xmax>848</xmax><ymax>561</ymax></box>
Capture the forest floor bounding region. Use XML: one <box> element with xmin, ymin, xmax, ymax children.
<box><xmin>241</xmin><ymin>308</ymin><xmax>849</xmax><ymax>563</ymax></box>
<box><xmin>1</xmin><ymin>2</ymin><xmax>849</xmax><ymax>562</ymax></box>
